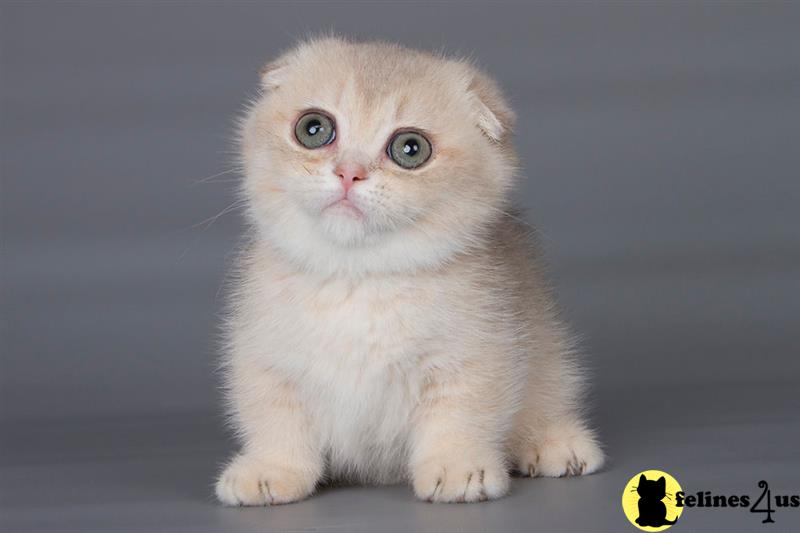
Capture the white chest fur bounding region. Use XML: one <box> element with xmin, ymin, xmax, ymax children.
<box><xmin>245</xmin><ymin>269</ymin><xmax>446</xmax><ymax>481</ymax></box>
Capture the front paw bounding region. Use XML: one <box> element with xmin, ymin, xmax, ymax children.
<box><xmin>215</xmin><ymin>454</ymin><xmax>318</xmax><ymax>506</ymax></box>
<box><xmin>515</xmin><ymin>422</ymin><xmax>605</xmax><ymax>478</ymax></box>
<box><xmin>411</xmin><ymin>454</ymin><xmax>509</xmax><ymax>503</ymax></box>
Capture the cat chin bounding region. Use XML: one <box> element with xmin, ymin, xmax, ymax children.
<box><xmin>316</xmin><ymin>215</ymin><xmax>371</xmax><ymax>247</ymax></box>
<box><xmin>257</xmin><ymin>209</ymin><xmax>466</xmax><ymax>276</ymax></box>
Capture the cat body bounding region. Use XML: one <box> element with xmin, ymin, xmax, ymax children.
<box><xmin>216</xmin><ymin>37</ymin><xmax>603</xmax><ymax>504</ymax></box>
<box><xmin>228</xmin><ymin>230</ymin><xmax>522</xmax><ymax>485</ymax></box>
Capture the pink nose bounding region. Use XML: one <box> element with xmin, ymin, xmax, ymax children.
<box><xmin>334</xmin><ymin>162</ymin><xmax>368</xmax><ymax>193</ymax></box>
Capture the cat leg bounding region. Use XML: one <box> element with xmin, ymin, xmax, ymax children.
<box><xmin>509</xmin><ymin>343</ymin><xmax>604</xmax><ymax>478</ymax></box>
<box><xmin>216</xmin><ymin>362</ymin><xmax>323</xmax><ymax>505</ymax></box>
<box><xmin>409</xmin><ymin>357</ymin><xmax>516</xmax><ymax>503</ymax></box>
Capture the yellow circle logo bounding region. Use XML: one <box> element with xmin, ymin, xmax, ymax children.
<box><xmin>622</xmin><ymin>470</ymin><xmax>684</xmax><ymax>531</ymax></box>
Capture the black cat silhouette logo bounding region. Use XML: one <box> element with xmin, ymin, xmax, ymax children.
<box><xmin>622</xmin><ymin>470</ymin><xmax>684</xmax><ymax>531</ymax></box>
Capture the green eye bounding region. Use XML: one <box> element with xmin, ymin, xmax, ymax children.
<box><xmin>294</xmin><ymin>111</ymin><xmax>335</xmax><ymax>149</ymax></box>
<box><xmin>388</xmin><ymin>131</ymin><xmax>432</xmax><ymax>169</ymax></box>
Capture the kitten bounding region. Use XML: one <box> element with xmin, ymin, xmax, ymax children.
<box><xmin>215</xmin><ymin>37</ymin><xmax>604</xmax><ymax>505</ymax></box>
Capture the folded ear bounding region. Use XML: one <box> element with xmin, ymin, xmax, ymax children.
<box><xmin>467</xmin><ymin>69</ymin><xmax>515</xmax><ymax>143</ymax></box>
<box><xmin>259</xmin><ymin>58</ymin><xmax>289</xmax><ymax>91</ymax></box>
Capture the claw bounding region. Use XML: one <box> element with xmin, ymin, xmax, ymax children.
<box><xmin>458</xmin><ymin>473</ymin><xmax>473</xmax><ymax>503</ymax></box>
<box><xmin>260</xmin><ymin>480</ymin><xmax>273</xmax><ymax>505</ymax></box>
<box><xmin>428</xmin><ymin>478</ymin><xmax>443</xmax><ymax>502</ymax></box>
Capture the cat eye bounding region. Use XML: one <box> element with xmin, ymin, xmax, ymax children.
<box><xmin>387</xmin><ymin>131</ymin><xmax>432</xmax><ymax>169</ymax></box>
<box><xmin>294</xmin><ymin>111</ymin><xmax>336</xmax><ymax>149</ymax></box>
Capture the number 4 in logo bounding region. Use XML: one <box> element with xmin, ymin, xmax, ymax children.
<box><xmin>751</xmin><ymin>480</ymin><xmax>775</xmax><ymax>523</ymax></box>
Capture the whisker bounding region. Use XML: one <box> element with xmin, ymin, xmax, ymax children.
<box><xmin>176</xmin><ymin>199</ymin><xmax>248</xmax><ymax>263</ymax></box>
<box><xmin>450</xmin><ymin>195</ymin><xmax>537</xmax><ymax>230</ymax></box>
<box><xmin>188</xmin><ymin>199</ymin><xmax>248</xmax><ymax>231</ymax></box>
<box><xmin>192</xmin><ymin>167</ymin><xmax>240</xmax><ymax>185</ymax></box>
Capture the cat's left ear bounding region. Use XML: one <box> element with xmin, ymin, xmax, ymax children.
<box><xmin>657</xmin><ymin>476</ymin><xmax>666</xmax><ymax>488</ymax></box>
<box><xmin>467</xmin><ymin>69</ymin><xmax>516</xmax><ymax>143</ymax></box>
<box><xmin>259</xmin><ymin>58</ymin><xmax>289</xmax><ymax>92</ymax></box>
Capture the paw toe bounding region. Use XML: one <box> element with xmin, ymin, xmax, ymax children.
<box><xmin>412</xmin><ymin>459</ymin><xmax>509</xmax><ymax>503</ymax></box>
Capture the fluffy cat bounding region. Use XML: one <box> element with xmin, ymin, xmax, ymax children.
<box><xmin>215</xmin><ymin>37</ymin><xmax>604</xmax><ymax>505</ymax></box>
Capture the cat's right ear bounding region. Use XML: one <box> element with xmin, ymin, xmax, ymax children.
<box><xmin>259</xmin><ymin>58</ymin><xmax>289</xmax><ymax>92</ymax></box>
<box><xmin>467</xmin><ymin>69</ymin><xmax>516</xmax><ymax>143</ymax></box>
<box><xmin>639</xmin><ymin>474</ymin><xmax>647</xmax><ymax>484</ymax></box>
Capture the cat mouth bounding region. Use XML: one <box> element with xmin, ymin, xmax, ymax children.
<box><xmin>323</xmin><ymin>198</ymin><xmax>364</xmax><ymax>219</ymax></box>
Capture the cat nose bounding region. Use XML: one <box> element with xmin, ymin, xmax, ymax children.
<box><xmin>334</xmin><ymin>162</ymin><xmax>368</xmax><ymax>193</ymax></box>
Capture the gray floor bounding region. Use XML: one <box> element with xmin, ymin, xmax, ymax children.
<box><xmin>3</xmin><ymin>381</ymin><xmax>798</xmax><ymax>533</ymax></box>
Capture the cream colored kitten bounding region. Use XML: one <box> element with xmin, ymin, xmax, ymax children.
<box><xmin>216</xmin><ymin>37</ymin><xmax>604</xmax><ymax>505</ymax></box>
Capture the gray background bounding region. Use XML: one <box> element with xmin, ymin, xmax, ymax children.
<box><xmin>2</xmin><ymin>2</ymin><xmax>799</xmax><ymax>532</ymax></box>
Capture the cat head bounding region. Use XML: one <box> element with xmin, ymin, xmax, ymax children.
<box><xmin>240</xmin><ymin>37</ymin><xmax>517</xmax><ymax>275</ymax></box>
<box><xmin>637</xmin><ymin>474</ymin><xmax>667</xmax><ymax>499</ymax></box>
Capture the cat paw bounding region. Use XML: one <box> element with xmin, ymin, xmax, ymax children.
<box><xmin>515</xmin><ymin>423</ymin><xmax>604</xmax><ymax>478</ymax></box>
<box><xmin>215</xmin><ymin>454</ymin><xmax>318</xmax><ymax>506</ymax></box>
<box><xmin>411</xmin><ymin>455</ymin><xmax>509</xmax><ymax>503</ymax></box>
